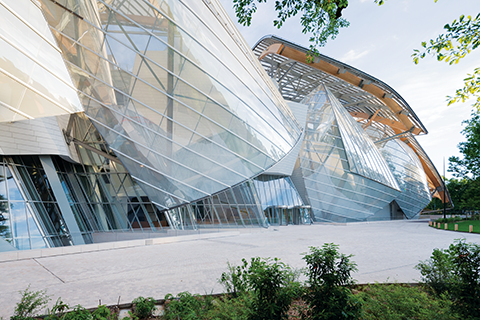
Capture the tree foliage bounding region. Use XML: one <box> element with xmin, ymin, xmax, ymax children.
<box><xmin>445</xmin><ymin>177</ymin><xmax>480</xmax><ymax>210</ymax></box>
<box><xmin>448</xmin><ymin>112</ymin><xmax>480</xmax><ymax>178</ymax></box>
<box><xmin>413</xmin><ymin>12</ymin><xmax>480</xmax><ymax>109</ymax></box>
<box><xmin>232</xmin><ymin>0</ymin><xmax>384</xmax><ymax>53</ymax></box>
<box><xmin>416</xmin><ymin>239</ymin><xmax>480</xmax><ymax>319</ymax></box>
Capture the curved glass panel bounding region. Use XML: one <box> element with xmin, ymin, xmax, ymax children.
<box><xmin>292</xmin><ymin>85</ymin><xmax>400</xmax><ymax>222</ymax></box>
<box><xmin>254</xmin><ymin>175</ymin><xmax>304</xmax><ymax>210</ymax></box>
<box><xmin>326</xmin><ymin>87</ymin><xmax>399</xmax><ymax>189</ymax></box>
<box><xmin>372</xmin><ymin>133</ymin><xmax>432</xmax><ymax>218</ymax></box>
<box><xmin>254</xmin><ymin>175</ymin><xmax>310</xmax><ymax>225</ymax></box>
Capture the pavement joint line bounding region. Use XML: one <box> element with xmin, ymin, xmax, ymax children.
<box><xmin>0</xmin><ymin>231</ymin><xmax>242</xmax><ymax>263</ymax></box>
<box><xmin>204</xmin><ymin>238</ymin><xmax>260</xmax><ymax>248</ymax></box>
<box><xmin>357</xmin><ymin>263</ymin><xmax>417</xmax><ymax>276</ymax></box>
<box><xmin>33</xmin><ymin>258</ymin><xmax>65</xmax><ymax>284</ymax></box>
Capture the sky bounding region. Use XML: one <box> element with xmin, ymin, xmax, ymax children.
<box><xmin>218</xmin><ymin>0</ymin><xmax>480</xmax><ymax>178</ymax></box>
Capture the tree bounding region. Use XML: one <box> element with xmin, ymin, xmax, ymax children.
<box><xmin>448</xmin><ymin>112</ymin><xmax>480</xmax><ymax>178</ymax></box>
<box><xmin>232</xmin><ymin>0</ymin><xmax>384</xmax><ymax>53</ymax></box>
<box><xmin>413</xmin><ymin>12</ymin><xmax>480</xmax><ymax>109</ymax></box>
<box><xmin>440</xmin><ymin>111</ymin><xmax>480</xmax><ymax>211</ymax></box>
<box><xmin>445</xmin><ymin>177</ymin><xmax>480</xmax><ymax>210</ymax></box>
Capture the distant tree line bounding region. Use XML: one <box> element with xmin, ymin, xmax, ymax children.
<box><xmin>427</xmin><ymin>112</ymin><xmax>480</xmax><ymax>212</ymax></box>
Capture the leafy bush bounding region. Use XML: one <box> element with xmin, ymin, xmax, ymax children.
<box><xmin>416</xmin><ymin>239</ymin><xmax>480</xmax><ymax>319</ymax></box>
<box><xmin>62</xmin><ymin>305</ymin><xmax>91</xmax><ymax>320</ymax></box>
<box><xmin>92</xmin><ymin>305</ymin><xmax>117</xmax><ymax>320</ymax></box>
<box><xmin>11</xmin><ymin>285</ymin><xmax>50</xmax><ymax>320</ymax></box>
<box><xmin>435</xmin><ymin>217</ymin><xmax>459</xmax><ymax>224</ymax></box>
<box><xmin>44</xmin><ymin>298</ymin><xmax>69</xmax><ymax>320</ymax></box>
<box><xmin>131</xmin><ymin>296</ymin><xmax>156</xmax><ymax>319</ymax></box>
<box><xmin>357</xmin><ymin>283</ymin><xmax>458</xmax><ymax>320</ymax></box>
<box><xmin>163</xmin><ymin>291</ymin><xmax>250</xmax><ymax>320</ymax></box>
<box><xmin>247</xmin><ymin>258</ymin><xmax>300</xmax><ymax>320</ymax></box>
<box><xmin>302</xmin><ymin>244</ymin><xmax>361</xmax><ymax>320</ymax></box>
<box><xmin>163</xmin><ymin>292</ymin><xmax>214</xmax><ymax>320</ymax></box>
<box><xmin>219</xmin><ymin>259</ymin><xmax>251</xmax><ymax>297</ymax></box>
<box><xmin>415</xmin><ymin>245</ymin><xmax>456</xmax><ymax>294</ymax></box>
<box><xmin>219</xmin><ymin>257</ymin><xmax>301</xmax><ymax>320</ymax></box>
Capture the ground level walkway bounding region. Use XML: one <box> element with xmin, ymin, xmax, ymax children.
<box><xmin>1</xmin><ymin>220</ymin><xmax>480</xmax><ymax>318</ymax></box>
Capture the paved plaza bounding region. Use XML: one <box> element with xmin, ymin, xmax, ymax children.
<box><xmin>1</xmin><ymin>220</ymin><xmax>480</xmax><ymax>318</ymax></box>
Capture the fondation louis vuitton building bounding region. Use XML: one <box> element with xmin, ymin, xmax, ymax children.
<box><xmin>0</xmin><ymin>0</ymin><xmax>449</xmax><ymax>251</ymax></box>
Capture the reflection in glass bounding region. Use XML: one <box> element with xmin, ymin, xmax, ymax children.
<box><xmin>254</xmin><ymin>175</ymin><xmax>311</xmax><ymax>225</ymax></box>
<box><xmin>371</xmin><ymin>131</ymin><xmax>432</xmax><ymax>218</ymax></box>
<box><xmin>292</xmin><ymin>85</ymin><xmax>400</xmax><ymax>222</ymax></box>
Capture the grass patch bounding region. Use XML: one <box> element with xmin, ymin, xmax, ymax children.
<box><xmin>431</xmin><ymin>219</ymin><xmax>480</xmax><ymax>233</ymax></box>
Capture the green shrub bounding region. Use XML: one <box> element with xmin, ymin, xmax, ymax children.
<box><xmin>131</xmin><ymin>296</ymin><xmax>156</xmax><ymax>319</ymax></box>
<box><xmin>247</xmin><ymin>257</ymin><xmax>300</xmax><ymax>320</ymax></box>
<box><xmin>219</xmin><ymin>257</ymin><xmax>301</xmax><ymax>320</ymax></box>
<box><xmin>163</xmin><ymin>292</ymin><xmax>214</xmax><ymax>320</ymax></box>
<box><xmin>207</xmin><ymin>295</ymin><xmax>250</xmax><ymax>320</ymax></box>
<box><xmin>416</xmin><ymin>239</ymin><xmax>480</xmax><ymax>319</ymax></box>
<box><xmin>44</xmin><ymin>298</ymin><xmax>69</xmax><ymax>320</ymax></box>
<box><xmin>219</xmin><ymin>259</ymin><xmax>251</xmax><ymax>297</ymax></box>
<box><xmin>435</xmin><ymin>217</ymin><xmax>459</xmax><ymax>224</ymax></box>
<box><xmin>302</xmin><ymin>244</ymin><xmax>361</xmax><ymax>320</ymax></box>
<box><xmin>11</xmin><ymin>285</ymin><xmax>50</xmax><ymax>320</ymax></box>
<box><xmin>92</xmin><ymin>305</ymin><xmax>116</xmax><ymax>320</ymax></box>
<box><xmin>357</xmin><ymin>283</ymin><xmax>458</xmax><ymax>320</ymax></box>
<box><xmin>45</xmin><ymin>300</ymin><xmax>115</xmax><ymax>320</ymax></box>
<box><xmin>415</xmin><ymin>246</ymin><xmax>456</xmax><ymax>295</ymax></box>
<box><xmin>62</xmin><ymin>305</ymin><xmax>91</xmax><ymax>320</ymax></box>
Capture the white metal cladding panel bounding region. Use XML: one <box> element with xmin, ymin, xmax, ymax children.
<box><xmin>0</xmin><ymin>116</ymin><xmax>70</xmax><ymax>156</ymax></box>
<box><xmin>0</xmin><ymin>0</ymin><xmax>82</xmax><ymax>123</ymax></box>
<box><xmin>264</xmin><ymin>130</ymin><xmax>304</xmax><ymax>176</ymax></box>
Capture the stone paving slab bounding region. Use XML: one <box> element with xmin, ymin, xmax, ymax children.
<box><xmin>1</xmin><ymin>220</ymin><xmax>479</xmax><ymax>318</ymax></box>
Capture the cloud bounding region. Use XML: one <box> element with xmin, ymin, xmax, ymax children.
<box><xmin>340</xmin><ymin>49</ymin><xmax>370</xmax><ymax>64</ymax></box>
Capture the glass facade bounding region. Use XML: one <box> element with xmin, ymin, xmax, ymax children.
<box><xmin>330</xmin><ymin>90</ymin><xmax>399</xmax><ymax>189</ymax></box>
<box><xmin>168</xmin><ymin>180</ymin><xmax>267</xmax><ymax>230</ymax></box>
<box><xmin>0</xmin><ymin>0</ymin><xmax>438</xmax><ymax>251</ymax></box>
<box><xmin>0</xmin><ymin>156</ymin><xmax>70</xmax><ymax>250</ymax></box>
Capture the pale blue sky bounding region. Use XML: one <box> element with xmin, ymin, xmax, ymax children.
<box><xmin>219</xmin><ymin>0</ymin><xmax>480</xmax><ymax>178</ymax></box>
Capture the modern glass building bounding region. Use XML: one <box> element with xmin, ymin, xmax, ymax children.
<box><xmin>0</xmin><ymin>0</ymin><xmax>448</xmax><ymax>252</ymax></box>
